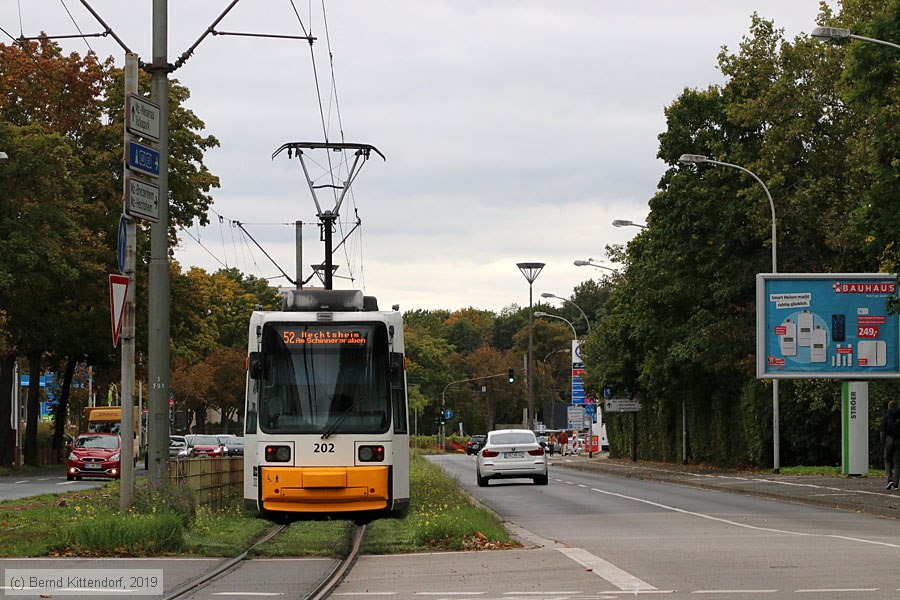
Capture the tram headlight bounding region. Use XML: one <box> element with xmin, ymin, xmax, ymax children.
<box><xmin>265</xmin><ymin>445</ymin><xmax>292</xmax><ymax>462</ymax></box>
<box><xmin>358</xmin><ymin>445</ymin><xmax>385</xmax><ymax>462</ymax></box>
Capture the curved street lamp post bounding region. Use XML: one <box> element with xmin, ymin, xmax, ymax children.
<box><xmin>812</xmin><ymin>26</ymin><xmax>900</xmax><ymax>51</ymax></box>
<box><xmin>678</xmin><ymin>153</ymin><xmax>780</xmax><ymax>472</ymax></box>
<box><xmin>534</xmin><ymin>311</ymin><xmax>596</xmax><ymax>457</ymax></box>
<box><xmin>541</xmin><ymin>292</ymin><xmax>591</xmax><ymax>333</ymax></box>
<box><xmin>612</xmin><ymin>219</ymin><xmax>647</xmax><ymax>229</ymax></box>
<box><xmin>574</xmin><ymin>259</ymin><xmax>625</xmax><ymax>280</ymax></box>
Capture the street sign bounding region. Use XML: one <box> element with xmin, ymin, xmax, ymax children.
<box><xmin>125</xmin><ymin>174</ymin><xmax>160</xmax><ymax>222</ymax></box>
<box><xmin>117</xmin><ymin>214</ymin><xmax>127</xmax><ymax>273</ymax></box>
<box><xmin>604</xmin><ymin>398</ymin><xmax>642</xmax><ymax>413</ymax></box>
<box><xmin>567</xmin><ymin>405</ymin><xmax>584</xmax><ymax>429</ymax></box>
<box><xmin>443</xmin><ymin>409</ymin><xmax>454</xmax><ymax>420</ymax></box>
<box><xmin>126</xmin><ymin>94</ymin><xmax>160</xmax><ymax>142</ymax></box>
<box><xmin>109</xmin><ymin>274</ymin><xmax>130</xmax><ymax>348</ymax></box>
<box><xmin>127</xmin><ymin>141</ymin><xmax>160</xmax><ymax>177</ymax></box>
<box><xmin>584</xmin><ymin>403</ymin><xmax>596</xmax><ymax>416</ymax></box>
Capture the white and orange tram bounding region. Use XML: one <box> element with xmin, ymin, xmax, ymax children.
<box><xmin>243</xmin><ymin>288</ymin><xmax>410</xmax><ymax>516</ymax></box>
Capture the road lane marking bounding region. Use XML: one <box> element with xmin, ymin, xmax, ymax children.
<box><xmin>558</xmin><ymin>548</ymin><xmax>656</xmax><ymax>592</ymax></box>
<box><xmin>794</xmin><ymin>589</ymin><xmax>878</xmax><ymax>594</ymax></box>
<box><xmin>692</xmin><ymin>591</ymin><xmax>776</xmax><ymax>594</ymax></box>
<box><xmin>584</xmin><ymin>485</ymin><xmax>900</xmax><ymax>549</ymax></box>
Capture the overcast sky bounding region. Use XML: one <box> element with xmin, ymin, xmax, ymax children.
<box><xmin>3</xmin><ymin>1</ymin><xmax>836</xmax><ymax>313</ymax></box>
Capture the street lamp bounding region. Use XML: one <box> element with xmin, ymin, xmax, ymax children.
<box><xmin>677</xmin><ymin>152</ymin><xmax>781</xmax><ymax>472</ymax></box>
<box><xmin>541</xmin><ymin>292</ymin><xmax>591</xmax><ymax>333</ymax></box>
<box><xmin>517</xmin><ymin>262</ymin><xmax>545</xmax><ymax>430</ymax></box>
<box><xmin>533</xmin><ymin>311</ymin><xmax>577</xmax><ymax>339</ymax></box>
<box><xmin>574</xmin><ymin>259</ymin><xmax>625</xmax><ymax>280</ymax></box>
<box><xmin>0</xmin><ymin>152</ymin><xmax>8</xmax><ymax>160</ymax></box>
<box><xmin>812</xmin><ymin>26</ymin><xmax>900</xmax><ymax>50</ymax></box>
<box><xmin>612</xmin><ymin>219</ymin><xmax>647</xmax><ymax>229</ymax></box>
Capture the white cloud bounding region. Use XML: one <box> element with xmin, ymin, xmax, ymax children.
<box><xmin>3</xmin><ymin>0</ymin><xmax>834</xmax><ymax>311</ymax></box>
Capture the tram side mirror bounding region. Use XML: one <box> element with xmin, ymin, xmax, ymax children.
<box><xmin>249</xmin><ymin>352</ymin><xmax>262</xmax><ymax>380</ymax></box>
<box><xmin>389</xmin><ymin>352</ymin><xmax>404</xmax><ymax>387</ymax></box>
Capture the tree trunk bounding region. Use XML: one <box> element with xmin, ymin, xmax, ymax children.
<box><xmin>51</xmin><ymin>356</ymin><xmax>77</xmax><ymax>463</ymax></box>
<box><xmin>0</xmin><ymin>352</ymin><xmax>16</xmax><ymax>467</ymax></box>
<box><xmin>23</xmin><ymin>350</ymin><xmax>41</xmax><ymax>466</ymax></box>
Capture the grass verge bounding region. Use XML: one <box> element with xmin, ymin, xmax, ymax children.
<box><xmin>0</xmin><ymin>452</ymin><xmax>515</xmax><ymax>557</ymax></box>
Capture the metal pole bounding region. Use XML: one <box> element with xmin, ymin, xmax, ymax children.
<box><xmin>147</xmin><ymin>0</ymin><xmax>170</xmax><ymax>480</ymax></box>
<box><xmin>295</xmin><ymin>220</ymin><xmax>302</xmax><ymax>289</ymax></box>
<box><xmin>120</xmin><ymin>53</ymin><xmax>138</xmax><ymax>511</ymax></box>
<box><xmin>682</xmin><ymin>400</ymin><xmax>687</xmax><ymax>465</ymax></box>
<box><xmin>527</xmin><ymin>284</ymin><xmax>535</xmax><ymax>430</ymax></box>
<box><xmin>631</xmin><ymin>412</ymin><xmax>637</xmax><ymax>461</ymax></box>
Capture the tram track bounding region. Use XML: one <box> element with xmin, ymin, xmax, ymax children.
<box><xmin>162</xmin><ymin>520</ymin><xmax>367</xmax><ymax>600</ymax></box>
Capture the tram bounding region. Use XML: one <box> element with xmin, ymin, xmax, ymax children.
<box><xmin>243</xmin><ymin>288</ymin><xmax>410</xmax><ymax>516</ymax></box>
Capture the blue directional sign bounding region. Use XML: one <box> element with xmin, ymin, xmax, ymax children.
<box><xmin>127</xmin><ymin>141</ymin><xmax>160</xmax><ymax>177</ymax></box>
<box><xmin>443</xmin><ymin>409</ymin><xmax>454</xmax><ymax>420</ymax></box>
<box><xmin>584</xmin><ymin>404</ymin><xmax>596</xmax><ymax>416</ymax></box>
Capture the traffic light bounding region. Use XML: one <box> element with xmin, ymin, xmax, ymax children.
<box><xmin>507</xmin><ymin>368</ymin><xmax>515</xmax><ymax>383</ymax></box>
<box><xmin>440</xmin><ymin>415</ymin><xmax>446</xmax><ymax>426</ymax></box>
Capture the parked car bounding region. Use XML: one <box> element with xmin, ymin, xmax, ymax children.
<box><xmin>186</xmin><ymin>434</ymin><xmax>225</xmax><ymax>457</ymax></box>
<box><xmin>466</xmin><ymin>435</ymin><xmax>486</xmax><ymax>455</ymax></box>
<box><xmin>169</xmin><ymin>435</ymin><xmax>188</xmax><ymax>458</ymax></box>
<box><xmin>475</xmin><ymin>429</ymin><xmax>548</xmax><ymax>487</ymax></box>
<box><xmin>67</xmin><ymin>433</ymin><xmax>121</xmax><ymax>481</ymax></box>
<box><xmin>222</xmin><ymin>436</ymin><xmax>244</xmax><ymax>456</ymax></box>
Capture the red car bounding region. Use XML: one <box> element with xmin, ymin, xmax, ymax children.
<box><xmin>186</xmin><ymin>434</ymin><xmax>225</xmax><ymax>457</ymax></box>
<box><xmin>67</xmin><ymin>433</ymin><xmax>121</xmax><ymax>481</ymax></box>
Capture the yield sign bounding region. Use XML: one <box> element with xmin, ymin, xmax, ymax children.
<box><xmin>109</xmin><ymin>274</ymin><xmax>130</xmax><ymax>347</ymax></box>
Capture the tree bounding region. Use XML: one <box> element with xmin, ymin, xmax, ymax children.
<box><xmin>0</xmin><ymin>38</ymin><xmax>224</xmax><ymax>465</ymax></box>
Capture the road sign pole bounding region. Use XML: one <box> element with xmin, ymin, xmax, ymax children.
<box><xmin>120</xmin><ymin>53</ymin><xmax>138</xmax><ymax>511</ymax></box>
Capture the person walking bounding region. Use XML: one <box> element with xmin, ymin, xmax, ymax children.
<box><xmin>558</xmin><ymin>431</ymin><xmax>568</xmax><ymax>457</ymax></box>
<box><xmin>880</xmin><ymin>400</ymin><xmax>900</xmax><ymax>490</ymax></box>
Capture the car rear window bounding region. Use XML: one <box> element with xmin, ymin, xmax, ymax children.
<box><xmin>490</xmin><ymin>432</ymin><xmax>535</xmax><ymax>445</ymax></box>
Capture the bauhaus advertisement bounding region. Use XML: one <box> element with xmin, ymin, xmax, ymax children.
<box><xmin>757</xmin><ymin>273</ymin><xmax>900</xmax><ymax>379</ymax></box>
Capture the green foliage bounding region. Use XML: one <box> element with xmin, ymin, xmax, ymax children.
<box><xmin>125</xmin><ymin>477</ymin><xmax>198</xmax><ymax>528</ymax></box>
<box><xmin>65</xmin><ymin>512</ymin><xmax>185</xmax><ymax>555</ymax></box>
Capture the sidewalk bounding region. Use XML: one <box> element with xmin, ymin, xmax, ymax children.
<box><xmin>551</xmin><ymin>453</ymin><xmax>900</xmax><ymax>520</ymax></box>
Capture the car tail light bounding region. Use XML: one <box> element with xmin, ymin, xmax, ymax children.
<box><xmin>265</xmin><ymin>445</ymin><xmax>291</xmax><ymax>462</ymax></box>
<box><xmin>528</xmin><ymin>447</ymin><xmax>544</xmax><ymax>456</ymax></box>
<box><xmin>358</xmin><ymin>445</ymin><xmax>385</xmax><ymax>462</ymax></box>
<box><xmin>481</xmin><ymin>449</ymin><xmax>499</xmax><ymax>457</ymax></box>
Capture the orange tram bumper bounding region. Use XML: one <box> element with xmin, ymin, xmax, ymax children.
<box><xmin>260</xmin><ymin>465</ymin><xmax>390</xmax><ymax>512</ymax></box>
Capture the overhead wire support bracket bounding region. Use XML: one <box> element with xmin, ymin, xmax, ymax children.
<box><xmin>272</xmin><ymin>142</ymin><xmax>384</xmax><ymax>290</ymax></box>
<box><xmin>235</xmin><ymin>221</ymin><xmax>297</xmax><ymax>286</ymax></box>
<box><xmin>16</xmin><ymin>0</ymin><xmax>133</xmax><ymax>54</ymax></box>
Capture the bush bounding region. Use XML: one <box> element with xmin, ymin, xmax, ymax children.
<box><xmin>66</xmin><ymin>512</ymin><xmax>184</xmax><ymax>555</ymax></box>
<box><xmin>131</xmin><ymin>477</ymin><xmax>197</xmax><ymax>527</ymax></box>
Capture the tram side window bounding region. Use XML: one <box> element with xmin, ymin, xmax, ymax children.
<box><xmin>246</xmin><ymin>380</ymin><xmax>258</xmax><ymax>434</ymax></box>
<box><xmin>392</xmin><ymin>389</ymin><xmax>407</xmax><ymax>434</ymax></box>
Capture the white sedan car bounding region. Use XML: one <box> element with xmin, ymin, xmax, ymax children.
<box><xmin>475</xmin><ymin>429</ymin><xmax>548</xmax><ymax>486</ymax></box>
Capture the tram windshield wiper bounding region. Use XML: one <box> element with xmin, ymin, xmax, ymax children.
<box><xmin>321</xmin><ymin>398</ymin><xmax>359</xmax><ymax>439</ymax></box>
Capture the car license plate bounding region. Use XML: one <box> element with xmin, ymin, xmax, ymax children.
<box><xmin>504</xmin><ymin>452</ymin><xmax>524</xmax><ymax>458</ymax></box>
<box><xmin>85</xmin><ymin>464</ymin><xmax>102</xmax><ymax>469</ymax></box>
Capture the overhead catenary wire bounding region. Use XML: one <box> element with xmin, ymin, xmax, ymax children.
<box><xmin>14</xmin><ymin>0</ymin><xmax>372</xmax><ymax>293</ymax></box>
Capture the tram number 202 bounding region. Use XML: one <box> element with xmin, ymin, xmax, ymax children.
<box><xmin>314</xmin><ymin>443</ymin><xmax>335</xmax><ymax>453</ymax></box>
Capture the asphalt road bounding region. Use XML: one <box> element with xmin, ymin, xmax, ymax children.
<box><xmin>0</xmin><ymin>468</ymin><xmax>111</xmax><ymax>501</ymax></box>
<box><xmin>332</xmin><ymin>454</ymin><xmax>900</xmax><ymax>599</ymax></box>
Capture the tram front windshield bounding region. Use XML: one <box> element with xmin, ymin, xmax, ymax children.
<box><xmin>259</xmin><ymin>323</ymin><xmax>390</xmax><ymax>434</ymax></box>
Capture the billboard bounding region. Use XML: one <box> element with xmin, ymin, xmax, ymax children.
<box><xmin>756</xmin><ymin>273</ymin><xmax>900</xmax><ymax>379</ymax></box>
